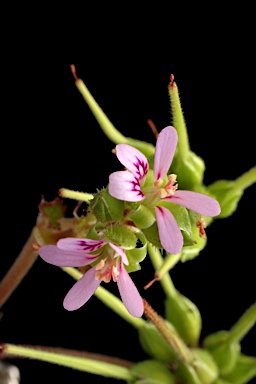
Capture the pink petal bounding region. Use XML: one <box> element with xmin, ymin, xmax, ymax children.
<box><xmin>165</xmin><ymin>190</ymin><xmax>221</xmax><ymax>217</ymax></box>
<box><xmin>115</xmin><ymin>144</ymin><xmax>149</xmax><ymax>180</ymax></box>
<box><xmin>39</xmin><ymin>245</ymin><xmax>100</xmax><ymax>267</ymax></box>
<box><xmin>109</xmin><ymin>242</ymin><xmax>129</xmax><ymax>265</ymax></box>
<box><xmin>155</xmin><ymin>206</ymin><xmax>183</xmax><ymax>254</ymax></box>
<box><xmin>63</xmin><ymin>266</ymin><xmax>101</xmax><ymax>311</ymax></box>
<box><xmin>117</xmin><ymin>263</ymin><xmax>144</xmax><ymax>317</ymax></box>
<box><xmin>154</xmin><ymin>126</ymin><xmax>178</xmax><ymax>181</ymax></box>
<box><xmin>57</xmin><ymin>238</ymin><xmax>106</xmax><ymax>252</ymax></box>
<box><xmin>109</xmin><ymin>171</ymin><xmax>145</xmax><ymax>201</ymax></box>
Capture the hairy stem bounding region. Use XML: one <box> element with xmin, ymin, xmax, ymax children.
<box><xmin>0</xmin><ymin>229</ymin><xmax>38</xmax><ymax>308</ymax></box>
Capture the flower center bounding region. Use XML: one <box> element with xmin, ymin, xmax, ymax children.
<box><xmin>142</xmin><ymin>173</ymin><xmax>178</xmax><ymax>208</ymax></box>
<box><xmin>95</xmin><ymin>256</ymin><xmax>120</xmax><ymax>283</ymax></box>
<box><xmin>155</xmin><ymin>174</ymin><xmax>178</xmax><ymax>198</ymax></box>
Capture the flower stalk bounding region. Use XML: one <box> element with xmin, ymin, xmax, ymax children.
<box><xmin>1</xmin><ymin>344</ymin><xmax>134</xmax><ymax>381</ymax></box>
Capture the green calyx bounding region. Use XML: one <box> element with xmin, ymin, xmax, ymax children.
<box><xmin>89</xmin><ymin>187</ymin><xmax>124</xmax><ymax>223</ymax></box>
<box><xmin>104</xmin><ymin>224</ymin><xmax>137</xmax><ymax>250</ymax></box>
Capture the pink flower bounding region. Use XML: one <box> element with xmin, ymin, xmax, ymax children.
<box><xmin>109</xmin><ymin>126</ymin><xmax>221</xmax><ymax>254</ymax></box>
<box><xmin>39</xmin><ymin>238</ymin><xmax>144</xmax><ymax>317</ymax></box>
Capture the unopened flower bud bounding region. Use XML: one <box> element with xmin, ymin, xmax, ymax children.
<box><xmin>191</xmin><ymin>349</ymin><xmax>219</xmax><ymax>384</ymax></box>
<box><xmin>138</xmin><ymin>322</ymin><xmax>178</xmax><ymax>363</ymax></box>
<box><xmin>130</xmin><ymin>359</ymin><xmax>175</xmax><ymax>383</ymax></box>
<box><xmin>165</xmin><ymin>292</ymin><xmax>202</xmax><ymax>346</ymax></box>
<box><xmin>221</xmin><ymin>354</ymin><xmax>256</xmax><ymax>384</ymax></box>
<box><xmin>203</xmin><ymin>331</ymin><xmax>240</xmax><ymax>375</ymax></box>
<box><xmin>89</xmin><ymin>187</ymin><xmax>124</xmax><ymax>223</ymax></box>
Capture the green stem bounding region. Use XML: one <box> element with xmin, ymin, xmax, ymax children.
<box><xmin>232</xmin><ymin>167</ymin><xmax>256</xmax><ymax>193</ymax></box>
<box><xmin>75</xmin><ymin>79</ymin><xmax>128</xmax><ymax>145</ymax></box>
<box><xmin>2</xmin><ymin>344</ymin><xmax>134</xmax><ymax>381</ymax></box>
<box><xmin>61</xmin><ymin>267</ymin><xmax>145</xmax><ymax>329</ymax></box>
<box><xmin>143</xmin><ymin>299</ymin><xmax>194</xmax><ymax>364</ymax></box>
<box><xmin>221</xmin><ymin>167</ymin><xmax>256</xmax><ymax>207</ymax></box>
<box><xmin>147</xmin><ymin>244</ymin><xmax>177</xmax><ymax>298</ymax></box>
<box><xmin>227</xmin><ymin>303</ymin><xmax>256</xmax><ymax>344</ymax></box>
<box><xmin>1</xmin><ymin>344</ymin><xmax>134</xmax><ymax>367</ymax></box>
<box><xmin>70</xmin><ymin>66</ymin><xmax>155</xmax><ymax>158</ymax></box>
<box><xmin>59</xmin><ymin>188</ymin><xmax>94</xmax><ymax>203</ymax></box>
<box><xmin>156</xmin><ymin>253</ymin><xmax>181</xmax><ymax>280</ymax></box>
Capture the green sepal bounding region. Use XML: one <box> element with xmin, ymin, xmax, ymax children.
<box><xmin>138</xmin><ymin>322</ymin><xmax>177</xmax><ymax>363</ymax></box>
<box><xmin>129</xmin><ymin>359</ymin><xmax>175</xmax><ymax>384</ymax></box>
<box><xmin>180</xmin><ymin>223</ymin><xmax>207</xmax><ymax>262</ymax></box>
<box><xmin>221</xmin><ymin>354</ymin><xmax>256</xmax><ymax>384</ymax></box>
<box><xmin>129</xmin><ymin>204</ymin><xmax>156</xmax><ymax>229</ymax></box>
<box><xmin>89</xmin><ymin>187</ymin><xmax>124</xmax><ymax>223</ymax></box>
<box><xmin>164</xmin><ymin>292</ymin><xmax>202</xmax><ymax>347</ymax></box>
<box><xmin>191</xmin><ymin>349</ymin><xmax>219</xmax><ymax>384</ymax></box>
<box><xmin>126</xmin><ymin>232</ymin><xmax>148</xmax><ymax>272</ymax></box>
<box><xmin>207</xmin><ymin>180</ymin><xmax>243</xmax><ymax>219</ymax></box>
<box><xmin>142</xmin><ymin>222</ymin><xmax>162</xmax><ymax>248</ymax></box>
<box><xmin>203</xmin><ymin>331</ymin><xmax>240</xmax><ymax>375</ymax></box>
<box><xmin>171</xmin><ymin>151</ymin><xmax>205</xmax><ymax>190</ymax></box>
<box><xmin>85</xmin><ymin>224</ymin><xmax>105</xmax><ymax>240</ymax></box>
<box><xmin>208</xmin><ymin>167</ymin><xmax>256</xmax><ymax>219</ymax></box>
<box><xmin>143</xmin><ymin>168</ymin><xmax>155</xmax><ymax>187</ymax></box>
<box><xmin>157</xmin><ymin>201</ymin><xmax>192</xmax><ymax>236</ymax></box>
<box><xmin>104</xmin><ymin>224</ymin><xmax>137</xmax><ymax>250</ymax></box>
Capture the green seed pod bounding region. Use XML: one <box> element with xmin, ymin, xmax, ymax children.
<box><xmin>221</xmin><ymin>354</ymin><xmax>256</xmax><ymax>384</ymax></box>
<box><xmin>171</xmin><ymin>151</ymin><xmax>206</xmax><ymax>190</ymax></box>
<box><xmin>176</xmin><ymin>362</ymin><xmax>202</xmax><ymax>384</ymax></box>
<box><xmin>138</xmin><ymin>322</ymin><xmax>178</xmax><ymax>364</ymax></box>
<box><xmin>203</xmin><ymin>331</ymin><xmax>240</xmax><ymax>375</ymax></box>
<box><xmin>164</xmin><ymin>292</ymin><xmax>202</xmax><ymax>347</ymax></box>
<box><xmin>130</xmin><ymin>359</ymin><xmax>175</xmax><ymax>384</ymax></box>
<box><xmin>128</xmin><ymin>204</ymin><xmax>156</xmax><ymax>229</ymax></box>
<box><xmin>191</xmin><ymin>349</ymin><xmax>219</xmax><ymax>384</ymax></box>
<box><xmin>89</xmin><ymin>187</ymin><xmax>124</xmax><ymax>223</ymax></box>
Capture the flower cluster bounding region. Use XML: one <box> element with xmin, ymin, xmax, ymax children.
<box><xmin>38</xmin><ymin>126</ymin><xmax>220</xmax><ymax>318</ymax></box>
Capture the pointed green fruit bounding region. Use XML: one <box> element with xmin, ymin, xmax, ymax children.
<box><xmin>165</xmin><ymin>292</ymin><xmax>202</xmax><ymax>346</ymax></box>
<box><xmin>138</xmin><ymin>322</ymin><xmax>178</xmax><ymax>363</ymax></box>
<box><xmin>130</xmin><ymin>359</ymin><xmax>175</xmax><ymax>383</ymax></box>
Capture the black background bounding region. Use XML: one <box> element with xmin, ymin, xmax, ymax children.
<box><xmin>1</xmin><ymin>14</ymin><xmax>256</xmax><ymax>384</ymax></box>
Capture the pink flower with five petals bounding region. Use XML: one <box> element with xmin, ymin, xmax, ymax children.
<box><xmin>109</xmin><ymin>126</ymin><xmax>221</xmax><ymax>254</ymax></box>
<box><xmin>39</xmin><ymin>238</ymin><xmax>144</xmax><ymax>317</ymax></box>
